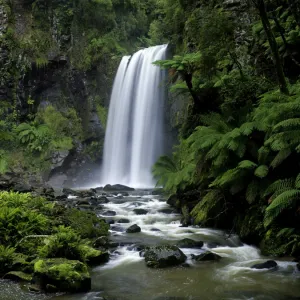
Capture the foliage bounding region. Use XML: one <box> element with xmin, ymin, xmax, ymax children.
<box><xmin>39</xmin><ymin>226</ymin><xmax>84</xmax><ymax>261</ymax></box>
<box><xmin>0</xmin><ymin>245</ymin><xmax>16</xmax><ymax>274</ymax></box>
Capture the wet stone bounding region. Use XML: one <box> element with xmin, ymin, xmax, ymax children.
<box><xmin>126</xmin><ymin>224</ymin><xmax>141</xmax><ymax>233</ymax></box>
<box><xmin>102</xmin><ymin>210</ymin><xmax>117</xmax><ymax>216</ymax></box>
<box><xmin>251</xmin><ymin>260</ymin><xmax>278</xmax><ymax>270</ymax></box>
<box><xmin>133</xmin><ymin>208</ymin><xmax>148</xmax><ymax>215</ymax></box>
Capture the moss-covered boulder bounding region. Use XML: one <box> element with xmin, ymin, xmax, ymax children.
<box><xmin>144</xmin><ymin>245</ymin><xmax>186</xmax><ymax>268</ymax></box>
<box><xmin>33</xmin><ymin>258</ymin><xmax>91</xmax><ymax>293</ymax></box>
<box><xmin>79</xmin><ymin>245</ymin><xmax>109</xmax><ymax>265</ymax></box>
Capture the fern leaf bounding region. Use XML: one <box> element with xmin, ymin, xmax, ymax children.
<box><xmin>270</xmin><ymin>148</ymin><xmax>292</xmax><ymax>169</ymax></box>
<box><xmin>264</xmin><ymin>189</ymin><xmax>300</xmax><ymax>226</ymax></box>
<box><xmin>254</xmin><ymin>165</ymin><xmax>269</xmax><ymax>178</ymax></box>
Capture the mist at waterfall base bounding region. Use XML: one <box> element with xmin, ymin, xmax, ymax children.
<box><xmin>99</xmin><ymin>45</ymin><xmax>168</xmax><ymax>189</ymax></box>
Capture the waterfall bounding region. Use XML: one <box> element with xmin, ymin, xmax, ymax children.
<box><xmin>101</xmin><ymin>45</ymin><xmax>168</xmax><ymax>188</ymax></box>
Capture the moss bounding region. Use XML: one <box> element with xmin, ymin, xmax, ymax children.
<box><xmin>34</xmin><ymin>258</ymin><xmax>91</xmax><ymax>293</ymax></box>
<box><xmin>79</xmin><ymin>245</ymin><xmax>109</xmax><ymax>265</ymax></box>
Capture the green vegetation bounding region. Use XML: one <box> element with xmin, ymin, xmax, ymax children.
<box><xmin>153</xmin><ymin>0</ymin><xmax>300</xmax><ymax>256</ymax></box>
<box><xmin>0</xmin><ymin>191</ymin><xmax>108</xmax><ymax>292</ymax></box>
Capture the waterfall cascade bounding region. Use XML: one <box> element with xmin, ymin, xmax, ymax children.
<box><xmin>101</xmin><ymin>45</ymin><xmax>168</xmax><ymax>188</ymax></box>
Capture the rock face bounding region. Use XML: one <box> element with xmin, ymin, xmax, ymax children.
<box><xmin>144</xmin><ymin>245</ymin><xmax>187</xmax><ymax>268</ymax></box>
<box><xmin>176</xmin><ymin>238</ymin><xmax>204</xmax><ymax>249</ymax></box>
<box><xmin>126</xmin><ymin>224</ymin><xmax>141</xmax><ymax>233</ymax></box>
<box><xmin>103</xmin><ymin>184</ymin><xmax>135</xmax><ymax>192</ymax></box>
<box><xmin>251</xmin><ymin>260</ymin><xmax>278</xmax><ymax>270</ymax></box>
<box><xmin>34</xmin><ymin>258</ymin><xmax>91</xmax><ymax>293</ymax></box>
<box><xmin>191</xmin><ymin>251</ymin><xmax>221</xmax><ymax>262</ymax></box>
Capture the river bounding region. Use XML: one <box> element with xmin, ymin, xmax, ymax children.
<box><xmin>1</xmin><ymin>190</ymin><xmax>299</xmax><ymax>300</ymax></box>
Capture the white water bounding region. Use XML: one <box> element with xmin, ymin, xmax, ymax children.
<box><xmin>101</xmin><ymin>45</ymin><xmax>168</xmax><ymax>188</ymax></box>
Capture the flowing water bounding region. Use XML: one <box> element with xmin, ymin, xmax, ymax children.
<box><xmin>100</xmin><ymin>45</ymin><xmax>167</xmax><ymax>188</ymax></box>
<box><xmin>2</xmin><ymin>191</ymin><xmax>300</xmax><ymax>300</ymax></box>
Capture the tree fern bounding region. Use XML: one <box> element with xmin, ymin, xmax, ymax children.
<box><xmin>264</xmin><ymin>189</ymin><xmax>300</xmax><ymax>227</ymax></box>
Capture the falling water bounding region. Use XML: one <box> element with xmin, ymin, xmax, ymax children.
<box><xmin>101</xmin><ymin>45</ymin><xmax>168</xmax><ymax>188</ymax></box>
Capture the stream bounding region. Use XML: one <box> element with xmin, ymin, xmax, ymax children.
<box><xmin>1</xmin><ymin>190</ymin><xmax>300</xmax><ymax>300</ymax></box>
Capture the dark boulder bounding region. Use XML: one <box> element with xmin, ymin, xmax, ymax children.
<box><xmin>13</xmin><ymin>182</ymin><xmax>33</xmax><ymax>193</ymax></box>
<box><xmin>191</xmin><ymin>251</ymin><xmax>221</xmax><ymax>261</ymax></box>
<box><xmin>126</xmin><ymin>224</ymin><xmax>141</xmax><ymax>233</ymax></box>
<box><xmin>103</xmin><ymin>184</ymin><xmax>135</xmax><ymax>192</ymax></box>
<box><xmin>158</xmin><ymin>208</ymin><xmax>177</xmax><ymax>214</ymax></box>
<box><xmin>93</xmin><ymin>236</ymin><xmax>109</xmax><ymax>249</ymax></box>
<box><xmin>144</xmin><ymin>245</ymin><xmax>186</xmax><ymax>268</ymax></box>
<box><xmin>176</xmin><ymin>238</ymin><xmax>204</xmax><ymax>249</ymax></box>
<box><xmin>62</xmin><ymin>188</ymin><xmax>79</xmax><ymax>196</ymax></box>
<box><xmin>117</xmin><ymin>218</ymin><xmax>130</xmax><ymax>223</ymax></box>
<box><xmin>150</xmin><ymin>228</ymin><xmax>161</xmax><ymax>232</ymax></box>
<box><xmin>251</xmin><ymin>260</ymin><xmax>278</xmax><ymax>270</ymax></box>
<box><xmin>110</xmin><ymin>225</ymin><xmax>126</xmax><ymax>232</ymax></box>
<box><xmin>102</xmin><ymin>210</ymin><xmax>117</xmax><ymax>216</ymax></box>
<box><xmin>133</xmin><ymin>209</ymin><xmax>148</xmax><ymax>215</ymax></box>
<box><xmin>166</xmin><ymin>194</ymin><xmax>178</xmax><ymax>207</ymax></box>
<box><xmin>97</xmin><ymin>196</ymin><xmax>109</xmax><ymax>204</ymax></box>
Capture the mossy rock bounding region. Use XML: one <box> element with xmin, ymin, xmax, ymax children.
<box><xmin>144</xmin><ymin>245</ymin><xmax>186</xmax><ymax>268</ymax></box>
<box><xmin>33</xmin><ymin>258</ymin><xmax>91</xmax><ymax>293</ymax></box>
<box><xmin>3</xmin><ymin>271</ymin><xmax>33</xmax><ymax>282</ymax></box>
<box><xmin>190</xmin><ymin>195</ymin><xmax>227</xmax><ymax>228</ymax></box>
<box><xmin>79</xmin><ymin>245</ymin><xmax>109</xmax><ymax>265</ymax></box>
<box><xmin>260</xmin><ymin>228</ymin><xmax>287</xmax><ymax>256</ymax></box>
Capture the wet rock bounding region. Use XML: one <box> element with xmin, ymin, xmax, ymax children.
<box><xmin>103</xmin><ymin>184</ymin><xmax>135</xmax><ymax>192</ymax></box>
<box><xmin>62</xmin><ymin>188</ymin><xmax>79</xmax><ymax>196</ymax></box>
<box><xmin>33</xmin><ymin>258</ymin><xmax>91</xmax><ymax>292</ymax></box>
<box><xmin>166</xmin><ymin>194</ymin><xmax>178</xmax><ymax>207</ymax></box>
<box><xmin>251</xmin><ymin>260</ymin><xmax>278</xmax><ymax>270</ymax></box>
<box><xmin>158</xmin><ymin>208</ymin><xmax>177</xmax><ymax>214</ymax></box>
<box><xmin>76</xmin><ymin>199</ymin><xmax>90</xmax><ymax>206</ymax></box>
<box><xmin>110</xmin><ymin>225</ymin><xmax>126</xmax><ymax>232</ymax></box>
<box><xmin>28</xmin><ymin>284</ymin><xmax>42</xmax><ymax>293</ymax></box>
<box><xmin>126</xmin><ymin>224</ymin><xmax>141</xmax><ymax>233</ymax></box>
<box><xmin>144</xmin><ymin>245</ymin><xmax>186</xmax><ymax>268</ymax></box>
<box><xmin>150</xmin><ymin>228</ymin><xmax>161</xmax><ymax>232</ymax></box>
<box><xmin>105</xmin><ymin>219</ymin><xmax>115</xmax><ymax>225</ymax></box>
<box><xmin>93</xmin><ymin>236</ymin><xmax>109</xmax><ymax>249</ymax></box>
<box><xmin>80</xmin><ymin>246</ymin><xmax>109</xmax><ymax>265</ymax></box>
<box><xmin>133</xmin><ymin>208</ymin><xmax>148</xmax><ymax>215</ymax></box>
<box><xmin>102</xmin><ymin>210</ymin><xmax>117</xmax><ymax>216</ymax></box>
<box><xmin>13</xmin><ymin>182</ymin><xmax>33</xmax><ymax>193</ymax></box>
<box><xmin>108</xmin><ymin>242</ymin><xmax>119</xmax><ymax>248</ymax></box>
<box><xmin>191</xmin><ymin>251</ymin><xmax>221</xmax><ymax>261</ymax></box>
<box><xmin>46</xmin><ymin>284</ymin><xmax>58</xmax><ymax>293</ymax></box>
<box><xmin>117</xmin><ymin>218</ymin><xmax>130</xmax><ymax>223</ymax></box>
<box><xmin>176</xmin><ymin>238</ymin><xmax>204</xmax><ymax>249</ymax></box>
<box><xmin>207</xmin><ymin>242</ymin><xmax>221</xmax><ymax>249</ymax></box>
<box><xmin>97</xmin><ymin>196</ymin><xmax>110</xmax><ymax>204</ymax></box>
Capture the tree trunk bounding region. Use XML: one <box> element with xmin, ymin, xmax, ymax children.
<box><xmin>253</xmin><ymin>0</ymin><xmax>289</xmax><ymax>94</ymax></box>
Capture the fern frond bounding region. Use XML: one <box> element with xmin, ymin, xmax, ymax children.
<box><xmin>254</xmin><ymin>165</ymin><xmax>269</xmax><ymax>178</ymax></box>
<box><xmin>264</xmin><ymin>189</ymin><xmax>300</xmax><ymax>226</ymax></box>
<box><xmin>264</xmin><ymin>178</ymin><xmax>294</xmax><ymax>197</ymax></box>
<box><xmin>270</xmin><ymin>148</ymin><xmax>292</xmax><ymax>169</ymax></box>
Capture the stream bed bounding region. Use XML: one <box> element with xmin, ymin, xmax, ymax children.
<box><xmin>1</xmin><ymin>190</ymin><xmax>300</xmax><ymax>300</ymax></box>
